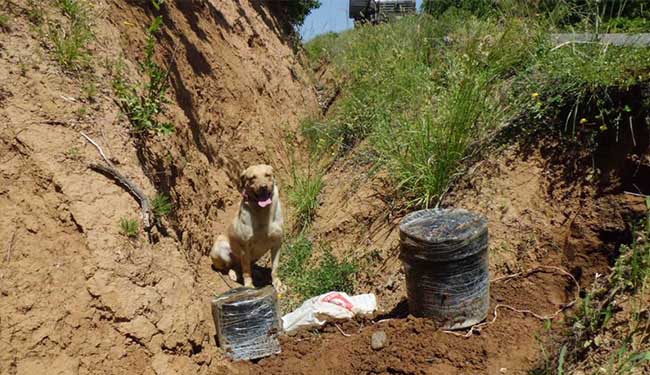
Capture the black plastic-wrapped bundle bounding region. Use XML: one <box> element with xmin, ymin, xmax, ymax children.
<box><xmin>211</xmin><ymin>286</ymin><xmax>281</xmax><ymax>360</ymax></box>
<box><xmin>399</xmin><ymin>208</ymin><xmax>489</xmax><ymax>330</ymax></box>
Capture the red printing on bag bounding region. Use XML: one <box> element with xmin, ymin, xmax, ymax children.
<box><xmin>321</xmin><ymin>293</ymin><xmax>354</xmax><ymax>310</ymax></box>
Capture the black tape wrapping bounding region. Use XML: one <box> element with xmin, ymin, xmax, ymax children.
<box><xmin>211</xmin><ymin>286</ymin><xmax>281</xmax><ymax>360</ymax></box>
<box><xmin>399</xmin><ymin>208</ymin><xmax>490</xmax><ymax>329</ymax></box>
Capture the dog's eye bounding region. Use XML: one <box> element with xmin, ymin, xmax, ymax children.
<box><xmin>265</xmin><ymin>173</ymin><xmax>271</xmax><ymax>178</ymax></box>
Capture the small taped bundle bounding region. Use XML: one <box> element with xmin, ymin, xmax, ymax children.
<box><xmin>400</xmin><ymin>208</ymin><xmax>489</xmax><ymax>330</ymax></box>
<box><xmin>211</xmin><ymin>286</ymin><xmax>281</xmax><ymax>360</ymax></box>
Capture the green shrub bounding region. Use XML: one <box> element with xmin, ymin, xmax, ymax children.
<box><xmin>422</xmin><ymin>0</ymin><xmax>497</xmax><ymax>17</ymax></box>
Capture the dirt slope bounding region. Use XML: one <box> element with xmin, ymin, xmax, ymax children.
<box><xmin>0</xmin><ymin>1</ymin><xmax>316</xmax><ymax>374</ymax></box>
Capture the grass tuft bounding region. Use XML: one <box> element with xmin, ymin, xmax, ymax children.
<box><xmin>0</xmin><ymin>13</ymin><xmax>10</xmax><ymax>31</ymax></box>
<box><xmin>119</xmin><ymin>217</ymin><xmax>139</xmax><ymax>238</ymax></box>
<box><xmin>26</xmin><ymin>0</ymin><xmax>45</xmax><ymax>25</ymax></box>
<box><xmin>49</xmin><ymin>0</ymin><xmax>93</xmax><ymax>71</ymax></box>
<box><xmin>279</xmin><ymin>234</ymin><xmax>356</xmax><ymax>308</ymax></box>
<box><xmin>152</xmin><ymin>193</ymin><xmax>172</xmax><ymax>217</ymax></box>
<box><xmin>287</xmin><ymin>168</ymin><xmax>323</xmax><ymax>229</ymax></box>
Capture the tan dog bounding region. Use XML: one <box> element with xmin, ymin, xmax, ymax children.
<box><xmin>210</xmin><ymin>164</ymin><xmax>284</xmax><ymax>291</ymax></box>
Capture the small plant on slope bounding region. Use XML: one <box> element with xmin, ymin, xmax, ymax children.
<box><xmin>119</xmin><ymin>217</ymin><xmax>139</xmax><ymax>238</ymax></box>
<box><xmin>114</xmin><ymin>0</ymin><xmax>173</xmax><ymax>135</ymax></box>
<box><xmin>0</xmin><ymin>13</ymin><xmax>10</xmax><ymax>31</ymax></box>
<box><xmin>152</xmin><ymin>193</ymin><xmax>172</xmax><ymax>217</ymax></box>
<box><xmin>49</xmin><ymin>0</ymin><xmax>94</xmax><ymax>71</ymax></box>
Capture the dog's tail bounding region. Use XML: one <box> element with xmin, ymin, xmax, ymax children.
<box><xmin>210</xmin><ymin>235</ymin><xmax>232</xmax><ymax>270</ymax></box>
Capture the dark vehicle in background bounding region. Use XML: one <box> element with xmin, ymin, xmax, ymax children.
<box><xmin>349</xmin><ymin>0</ymin><xmax>417</xmax><ymax>24</ymax></box>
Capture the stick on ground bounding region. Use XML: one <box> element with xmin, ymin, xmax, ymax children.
<box><xmin>80</xmin><ymin>133</ymin><xmax>153</xmax><ymax>242</ymax></box>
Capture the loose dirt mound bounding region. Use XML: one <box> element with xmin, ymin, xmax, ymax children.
<box><xmin>245</xmin><ymin>273</ymin><xmax>571</xmax><ymax>375</ymax></box>
<box><xmin>0</xmin><ymin>1</ymin><xmax>316</xmax><ymax>374</ymax></box>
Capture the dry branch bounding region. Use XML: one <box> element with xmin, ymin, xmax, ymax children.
<box><xmin>81</xmin><ymin>133</ymin><xmax>153</xmax><ymax>242</ymax></box>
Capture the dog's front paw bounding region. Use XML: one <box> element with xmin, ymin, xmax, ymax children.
<box><xmin>228</xmin><ymin>269</ymin><xmax>238</xmax><ymax>282</ymax></box>
<box><xmin>243</xmin><ymin>276</ymin><xmax>254</xmax><ymax>288</ymax></box>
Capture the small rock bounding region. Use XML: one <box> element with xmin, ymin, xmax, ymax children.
<box><xmin>371</xmin><ymin>330</ymin><xmax>387</xmax><ymax>350</ymax></box>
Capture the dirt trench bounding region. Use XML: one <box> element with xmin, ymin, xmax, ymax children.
<box><xmin>1</xmin><ymin>0</ymin><xmax>649</xmax><ymax>374</ymax></box>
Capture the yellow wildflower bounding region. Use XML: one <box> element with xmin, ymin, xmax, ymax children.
<box><xmin>531</xmin><ymin>92</ymin><xmax>540</xmax><ymax>99</ymax></box>
<box><xmin>580</xmin><ymin>118</ymin><xmax>588</xmax><ymax>124</ymax></box>
<box><xmin>600</xmin><ymin>124</ymin><xmax>608</xmax><ymax>131</ymax></box>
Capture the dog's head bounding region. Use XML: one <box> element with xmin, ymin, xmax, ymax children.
<box><xmin>240</xmin><ymin>164</ymin><xmax>275</xmax><ymax>208</ymax></box>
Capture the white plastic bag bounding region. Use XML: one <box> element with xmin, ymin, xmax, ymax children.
<box><xmin>282</xmin><ymin>291</ymin><xmax>377</xmax><ymax>333</ymax></box>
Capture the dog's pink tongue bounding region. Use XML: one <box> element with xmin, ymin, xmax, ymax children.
<box><xmin>258</xmin><ymin>198</ymin><xmax>272</xmax><ymax>208</ymax></box>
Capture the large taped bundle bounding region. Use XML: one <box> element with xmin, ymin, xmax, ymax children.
<box><xmin>211</xmin><ymin>286</ymin><xmax>281</xmax><ymax>360</ymax></box>
<box><xmin>399</xmin><ymin>208</ymin><xmax>489</xmax><ymax>330</ymax></box>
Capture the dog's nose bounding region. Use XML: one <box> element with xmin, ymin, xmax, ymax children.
<box><xmin>260</xmin><ymin>186</ymin><xmax>269</xmax><ymax>195</ymax></box>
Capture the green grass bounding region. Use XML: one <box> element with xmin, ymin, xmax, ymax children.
<box><xmin>26</xmin><ymin>0</ymin><xmax>45</xmax><ymax>25</ymax></box>
<box><xmin>303</xmin><ymin>6</ymin><xmax>650</xmax><ymax>208</ymax></box>
<box><xmin>605</xmin><ymin>342</ymin><xmax>650</xmax><ymax>375</ymax></box>
<box><xmin>49</xmin><ymin>0</ymin><xmax>93</xmax><ymax>71</ymax></box>
<box><xmin>0</xmin><ymin>13</ymin><xmax>10</xmax><ymax>31</ymax></box>
<box><xmin>287</xmin><ymin>167</ymin><xmax>323</xmax><ymax>229</ymax></box>
<box><xmin>279</xmin><ymin>234</ymin><xmax>356</xmax><ymax>308</ymax></box>
<box><xmin>152</xmin><ymin>193</ymin><xmax>172</xmax><ymax>217</ymax></box>
<box><xmin>303</xmin><ymin>13</ymin><xmax>540</xmax><ymax>207</ymax></box>
<box><xmin>119</xmin><ymin>217</ymin><xmax>139</xmax><ymax>238</ymax></box>
<box><xmin>114</xmin><ymin>4</ymin><xmax>173</xmax><ymax>135</ymax></box>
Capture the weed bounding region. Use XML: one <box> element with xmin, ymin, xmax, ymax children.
<box><xmin>18</xmin><ymin>59</ymin><xmax>28</xmax><ymax>77</ymax></box>
<box><xmin>65</xmin><ymin>146</ymin><xmax>81</xmax><ymax>160</ymax></box>
<box><xmin>82</xmin><ymin>80</ymin><xmax>97</xmax><ymax>102</ymax></box>
<box><xmin>119</xmin><ymin>217</ymin><xmax>139</xmax><ymax>238</ymax></box>
<box><xmin>288</xmin><ymin>168</ymin><xmax>323</xmax><ymax>229</ymax></box>
<box><xmin>300</xmin><ymin>246</ymin><xmax>356</xmax><ymax>296</ymax></box>
<box><xmin>557</xmin><ymin>345</ymin><xmax>567</xmax><ymax>375</ymax></box>
<box><xmin>152</xmin><ymin>193</ymin><xmax>172</xmax><ymax>217</ymax></box>
<box><xmin>26</xmin><ymin>0</ymin><xmax>45</xmax><ymax>25</ymax></box>
<box><xmin>0</xmin><ymin>13</ymin><xmax>10</xmax><ymax>31</ymax></box>
<box><xmin>114</xmin><ymin>1</ymin><xmax>173</xmax><ymax>135</ymax></box>
<box><xmin>57</xmin><ymin>0</ymin><xmax>85</xmax><ymax>21</ymax></box>
<box><xmin>75</xmin><ymin>106</ymin><xmax>89</xmax><ymax>119</ymax></box>
<box><xmin>279</xmin><ymin>234</ymin><xmax>356</xmax><ymax>307</ymax></box>
<box><xmin>48</xmin><ymin>0</ymin><xmax>93</xmax><ymax>71</ymax></box>
<box><xmin>606</xmin><ymin>341</ymin><xmax>650</xmax><ymax>375</ymax></box>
